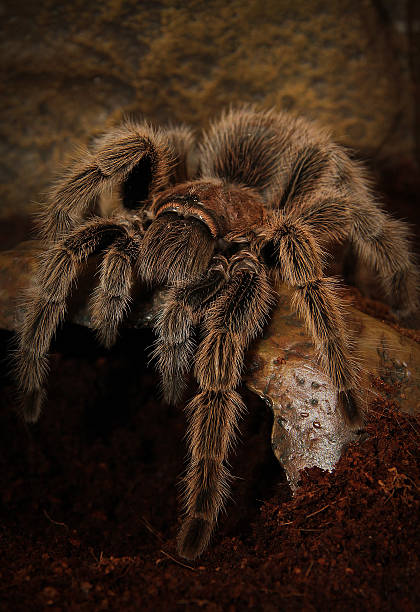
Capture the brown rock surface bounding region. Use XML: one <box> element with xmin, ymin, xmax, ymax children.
<box><xmin>0</xmin><ymin>0</ymin><xmax>417</xmax><ymax>228</ymax></box>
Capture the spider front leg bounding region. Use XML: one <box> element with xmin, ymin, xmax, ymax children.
<box><xmin>39</xmin><ymin>122</ymin><xmax>175</xmax><ymax>242</ymax></box>
<box><xmin>153</xmin><ymin>256</ymin><xmax>229</xmax><ymax>405</ymax></box>
<box><xmin>178</xmin><ymin>252</ymin><xmax>274</xmax><ymax>559</ymax></box>
<box><xmin>89</xmin><ymin>219</ymin><xmax>143</xmax><ymax>348</ymax></box>
<box><xmin>15</xmin><ymin>218</ymin><xmax>136</xmax><ymax>421</ymax></box>
<box><xmin>259</xmin><ymin>211</ymin><xmax>360</xmax><ymax>422</ymax></box>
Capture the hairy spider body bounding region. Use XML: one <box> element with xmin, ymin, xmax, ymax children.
<box><xmin>15</xmin><ymin>107</ymin><xmax>418</xmax><ymax>560</ymax></box>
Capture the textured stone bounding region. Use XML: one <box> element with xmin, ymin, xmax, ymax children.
<box><xmin>0</xmin><ymin>0</ymin><xmax>416</xmax><ymax>225</ymax></box>
<box><xmin>245</xmin><ymin>289</ymin><xmax>420</xmax><ymax>487</ymax></box>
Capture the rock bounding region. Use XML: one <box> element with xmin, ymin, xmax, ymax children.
<box><xmin>245</xmin><ymin>289</ymin><xmax>420</xmax><ymax>487</ymax></box>
<box><xmin>1</xmin><ymin>242</ymin><xmax>419</xmax><ymax>487</ymax></box>
<box><xmin>0</xmin><ymin>1</ymin><xmax>417</xmax><ymax>227</ymax></box>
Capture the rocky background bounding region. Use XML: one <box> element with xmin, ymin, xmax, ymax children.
<box><xmin>1</xmin><ymin>0</ymin><xmax>420</xmax><ymax>246</ymax></box>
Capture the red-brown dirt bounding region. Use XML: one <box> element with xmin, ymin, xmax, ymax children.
<box><xmin>0</xmin><ymin>317</ymin><xmax>419</xmax><ymax>611</ymax></box>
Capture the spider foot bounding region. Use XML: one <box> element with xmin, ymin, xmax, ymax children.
<box><xmin>177</xmin><ymin>517</ymin><xmax>213</xmax><ymax>560</ymax></box>
<box><xmin>21</xmin><ymin>388</ymin><xmax>46</xmax><ymax>423</ymax></box>
<box><xmin>338</xmin><ymin>390</ymin><xmax>363</xmax><ymax>426</ymax></box>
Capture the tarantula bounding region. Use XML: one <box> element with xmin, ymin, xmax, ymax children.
<box><xmin>15</xmin><ymin>107</ymin><xmax>418</xmax><ymax>560</ymax></box>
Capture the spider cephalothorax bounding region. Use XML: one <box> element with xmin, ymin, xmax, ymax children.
<box><xmin>15</xmin><ymin>108</ymin><xmax>418</xmax><ymax>560</ymax></box>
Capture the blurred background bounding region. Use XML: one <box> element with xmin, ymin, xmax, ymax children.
<box><xmin>1</xmin><ymin>0</ymin><xmax>419</xmax><ymax>249</ymax></box>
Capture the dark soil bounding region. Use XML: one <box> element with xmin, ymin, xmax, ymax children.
<box><xmin>0</xmin><ymin>316</ymin><xmax>419</xmax><ymax>611</ymax></box>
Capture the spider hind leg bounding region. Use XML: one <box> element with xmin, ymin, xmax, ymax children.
<box><xmin>350</xmin><ymin>208</ymin><xmax>419</xmax><ymax>319</ymax></box>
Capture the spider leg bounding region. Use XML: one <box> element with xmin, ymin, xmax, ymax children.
<box><xmin>15</xmin><ymin>218</ymin><xmax>132</xmax><ymax>422</ymax></box>
<box><xmin>89</xmin><ymin>221</ymin><xmax>143</xmax><ymax>349</ymax></box>
<box><xmin>152</xmin><ymin>256</ymin><xmax>229</xmax><ymax>405</ymax></box>
<box><xmin>260</xmin><ymin>211</ymin><xmax>360</xmax><ymax>422</ymax></box>
<box><xmin>280</xmin><ymin>190</ymin><xmax>418</xmax><ymax>317</ymax></box>
<box><xmin>324</xmin><ymin>150</ymin><xmax>418</xmax><ymax>318</ymax></box>
<box><xmin>199</xmin><ymin>107</ymin><xmax>281</xmax><ymax>193</ymax></box>
<box><xmin>349</xmin><ymin>206</ymin><xmax>418</xmax><ymax>318</ymax></box>
<box><xmin>282</xmin><ymin>191</ymin><xmax>352</xmax><ymax>245</ymax></box>
<box><xmin>164</xmin><ymin>124</ymin><xmax>196</xmax><ymax>184</ymax></box>
<box><xmin>39</xmin><ymin>121</ymin><xmax>175</xmax><ymax>242</ymax></box>
<box><xmin>178</xmin><ymin>252</ymin><xmax>274</xmax><ymax>560</ymax></box>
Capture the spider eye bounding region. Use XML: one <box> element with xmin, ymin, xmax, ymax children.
<box><xmin>122</xmin><ymin>156</ymin><xmax>154</xmax><ymax>209</ymax></box>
